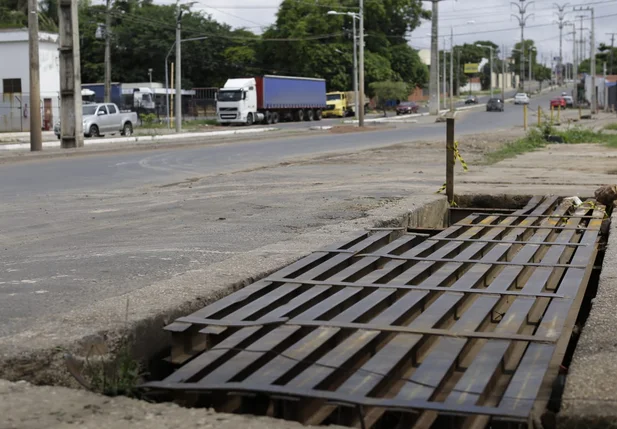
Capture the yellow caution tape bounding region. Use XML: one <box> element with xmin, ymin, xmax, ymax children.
<box><xmin>436</xmin><ymin>141</ymin><xmax>468</xmax><ymax>194</ymax></box>
<box><xmin>573</xmin><ymin>200</ymin><xmax>609</xmax><ymax>219</ymax></box>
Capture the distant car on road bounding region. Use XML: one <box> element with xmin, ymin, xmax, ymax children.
<box><xmin>561</xmin><ymin>91</ymin><xmax>568</xmax><ymax>96</ymax></box>
<box><xmin>563</xmin><ymin>96</ymin><xmax>574</xmax><ymax>108</ymax></box>
<box><xmin>550</xmin><ymin>97</ymin><xmax>567</xmax><ymax>109</ymax></box>
<box><xmin>513</xmin><ymin>93</ymin><xmax>530</xmax><ymax>105</ymax></box>
<box><xmin>464</xmin><ymin>95</ymin><xmax>479</xmax><ymax>105</ymax></box>
<box><xmin>486</xmin><ymin>98</ymin><xmax>504</xmax><ymax>112</ymax></box>
<box><xmin>396</xmin><ymin>101</ymin><xmax>419</xmax><ymax>115</ymax></box>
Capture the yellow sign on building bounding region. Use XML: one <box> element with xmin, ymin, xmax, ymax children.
<box><xmin>464</xmin><ymin>63</ymin><xmax>479</xmax><ymax>74</ymax></box>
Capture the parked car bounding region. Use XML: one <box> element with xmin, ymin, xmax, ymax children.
<box><xmin>464</xmin><ymin>95</ymin><xmax>479</xmax><ymax>105</ymax></box>
<box><xmin>54</xmin><ymin>103</ymin><xmax>137</xmax><ymax>139</ymax></box>
<box><xmin>561</xmin><ymin>91</ymin><xmax>568</xmax><ymax>96</ymax></box>
<box><xmin>396</xmin><ymin>101</ymin><xmax>419</xmax><ymax>115</ymax></box>
<box><xmin>486</xmin><ymin>98</ymin><xmax>504</xmax><ymax>112</ymax></box>
<box><xmin>563</xmin><ymin>96</ymin><xmax>574</xmax><ymax>107</ymax></box>
<box><xmin>513</xmin><ymin>93</ymin><xmax>530</xmax><ymax>105</ymax></box>
<box><xmin>550</xmin><ymin>97</ymin><xmax>567</xmax><ymax>109</ymax></box>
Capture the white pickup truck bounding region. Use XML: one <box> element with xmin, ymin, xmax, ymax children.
<box><xmin>54</xmin><ymin>103</ymin><xmax>137</xmax><ymax>139</ymax></box>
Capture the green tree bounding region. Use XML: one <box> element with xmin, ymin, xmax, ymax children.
<box><xmin>369</xmin><ymin>80</ymin><xmax>408</xmax><ymax>116</ymax></box>
<box><xmin>512</xmin><ymin>39</ymin><xmax>538</xmax><ymax>82</ymax></box>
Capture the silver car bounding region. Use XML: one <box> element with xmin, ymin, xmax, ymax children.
<box><xmin>513</xmin><ymin>93</ymin><xmax>530</xmax><ymax>105</ymax></box>
<box><xmin>55</xmin><ymin>103</ymin><xmax>137</xmax><ymax>139</ymax></box>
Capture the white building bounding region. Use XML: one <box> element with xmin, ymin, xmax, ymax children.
<box><xmin>0</xmin><ymin>29</ymin><xmax>60</xmax><ymax>132</ymax></box>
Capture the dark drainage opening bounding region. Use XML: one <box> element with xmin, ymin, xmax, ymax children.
<box><xmin>137</xmin><ymin>194</ymin><xmax>610</xmax><ymax>429</ymax></box>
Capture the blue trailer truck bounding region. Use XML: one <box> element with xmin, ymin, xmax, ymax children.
<box><xmin>216</xmin><ymin>75</ymin><xmax>327</xmax><ymax>125</ymax></box>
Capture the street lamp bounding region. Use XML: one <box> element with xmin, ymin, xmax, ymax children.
<box><xmin>327</xmin><ymin>10</ymin><xmax>360</xmax><ymax>120</ymax></box>
<box><xmin>476</xmin><ymin>43</ymin><xmax>494</xmax><ymax>99</ymax></box>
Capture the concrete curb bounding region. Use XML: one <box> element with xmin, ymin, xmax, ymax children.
<box><xmin>558</xmin><ymin>208</ymin><xmax>617</xmax><ymax>428</ymax></box>
<box><xmin>0</xmin><ymin>127</ymin><xmax>279</xmax><ymax>151</ymax></box>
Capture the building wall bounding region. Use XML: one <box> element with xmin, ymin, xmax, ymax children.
<box><xmin>0</xmin><ymin>30</ymin><xmax>60</xmax><ymax>132</ymax></box>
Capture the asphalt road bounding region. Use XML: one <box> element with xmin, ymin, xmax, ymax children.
<box><xmin>0</xmin><ymin>87</ymin><xmax>560</xmax><ymax>200</ymax></box>
<box><xmin>0</xmin><ymin>87</ymin><xmax>563</xmax><ymax>337</ymax></box>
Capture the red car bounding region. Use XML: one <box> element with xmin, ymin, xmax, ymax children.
<box><xmin>550</xmin><ymin>97</ymin><xmax>566</xmax><ymax>108</ymax></box>
<box><xmin>396</xmin><ymin>101</ymin><xmax>419</xmax><ymax>115</ymax></box>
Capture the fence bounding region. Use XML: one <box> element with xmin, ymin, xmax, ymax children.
<box><xmin>189</xmin><ymin>87</ymin><xmax>218</xmax><ymax>119</ymax></box>
<box><xmin>0</xmin><ymin>92</ymin><xmax>60</xmax><ymax>132</ymax></box>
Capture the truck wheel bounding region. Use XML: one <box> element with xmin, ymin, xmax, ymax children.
<box><xmin>264</xmin><ymin>111</ymin><xmax>273</xmax><ymax>125</ymax></box>
<box><xmin>314</xmin><ymin>109</ymin><xmax>322</xmax><ymax>121</ymax></box>
<box><xmin>122</xmin><ymin>122</ymin><xmax>133</xmax><ymax>136</ymax></box>
<box><xmin>247</xmin><ymin>113</ymin><xmax>254</xmax><ymax>126</ymax></box>
<box><xmin>306</xmin><ymin>109</ymin><xmax>314</xmax><ymax>121</ymax></box>
<box><xmin>296</xmin><ymin>109</ymin><xmax>304</xmax><ymax>122</ymax></box>
<box><xmin>88</xmin><ymin>125</ymin><xmax>99</xmax><ymax>138</ymax></box>
<box><xmin>272</xmin><ymin>112</ymin><xmax>279</xmax><ymax>124</ymax></box>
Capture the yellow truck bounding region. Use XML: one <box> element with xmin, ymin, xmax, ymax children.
<box><xmin>323</xmin><ymin>91</ymin><xmax>367</xmax><ymax>118</ymax></box>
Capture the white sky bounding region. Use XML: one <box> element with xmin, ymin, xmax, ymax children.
<box><xmin>189</xmin><ymin>0</ymin><xmax>617</xmax><ymax>66</ymax></box>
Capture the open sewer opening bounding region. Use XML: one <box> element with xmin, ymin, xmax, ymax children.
<box><xmin>137</xmin><ymin>194</ymin><xmax>610</xmax><ymax>429</ymax></box>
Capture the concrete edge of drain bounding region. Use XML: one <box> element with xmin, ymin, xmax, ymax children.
<box><xmin>558</xmin><ymin>208</ymin><xmax>617</xmax><ymax>427</ymax></box>
<box><xmin>0</xmin><ymin>194</ymin><xmax>448</xmax><ymax>387</ymax></box>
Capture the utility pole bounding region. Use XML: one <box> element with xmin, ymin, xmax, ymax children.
<box><xmin>607</xmin><ymin>32</ymin><xmax>616</xmax><ymax>75</ymax></box>
<box><xmin>443</xmin><ymin>37</ymin><xmax>447</xmax><ymax>110</ymax></box>
<box><xmin>358</xmin><ymin>0</ymin><xmax>365</xmax><ymax>126</ymax></box>
<box><xmin>512</xmin><ymin>0</ymin><xmax>534</xmax><ymax>90</ymax></box>
<box><xmin>566</xmin><ymin>22</ymin><xmax>576</xmax><ymax>92</ymax></box>
<box><xmin>424</xmin><ymin>0</ymin><xmax>442</xmax><ymax>115</ymax></box>
<box><xmin>554</xmin><ymin>3</ymin><xmax>569</xmax><ymax>85</ymax></box>
<box><xmin>175</xmin><ymin>10</ymin><xmax>182</xmax><ymax>133</ymax></box>
<box><xmin>104</xmin><ymin>0</ymin><xmax>111</xmax><ymax>102</ymax></box>
<box><xmin>575</xmin><ymin>6</ymin><xmax>596</xmax><ymax>113</ymax></box>
<box><xmin>449</xmin><ymin>27</ymin><xmax>454</xmax><ymax>111</ymax></box>
<box><xmin>28</xmin><ymin>0</ymin><xmax>42</xmax><ymax>151</ymax></box>
<box><xmin>576</xmin><ymin>15</ymin><xmax>585</xmax><ymax>62</ymax></box>
<box><xmin>58</xmin><ymin>0</ymin><xmax>83</xmax><ymax>148</ymax></box>
<box><xmin>604</xmin><ymin>61</ymin><xmax>608</xmax><ymax>111</ymax></box>
<box><xmin>352</xmin><ymin>16</ymin><xmax>358</xmax><ymax>118</ymax></box>
<box><xmin>502</xmin><ymin>44</ymin><xmax>506</xmax><ymax>102</ymax></box>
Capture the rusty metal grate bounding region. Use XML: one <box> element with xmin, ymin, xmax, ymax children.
<box><xmin>144</xmin><ymin>195</ymin><xmax>605</xmax><ymax>428</ymax></box>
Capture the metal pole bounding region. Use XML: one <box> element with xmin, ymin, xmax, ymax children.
<box><xmin>446</xmin><ymin>118</ymin><xmax>455</xmax><ymax>204</ymax></box>
<box><xmin>28</xmin><ymin>0</ymin><xmax>42</xmax><ymax>151</ymax></box>
<box><xmin>429</xmin><ymin>0</ymin><xmax>439</xmax><ymax>115</ymax></box>
<box><xmin>590</xmin><ymin>7</ymin><xmax>596</xmax><ymax>114</ymax></box>
<box><xmin>352</xmin><ymin>15</ymin><xmax>359</xmax><ymax>118</ymax></box>
<box><xmin>449</xmin><ymin>27</ymin><xmax>454</xmax><ymax>111</ymax></box>
<box><xmin>443</xmin><ymin>38</ymin><xmax>447</xmax><ymax>110</ymax></box>
<box><xmin>502</xmin><ymin>44</ymin><xmax>506</xmax><ymax>101</ymax></box>
<box><xmin>489</xmin><ymin>46</ymin><xmax>493</xmax><ymax>99</ymax></box>
<box><xmin>165</xmin><ymin>42</ymin><xmax>175</xmax><ymax>129</ymax></box>
<box><xmin>358</xmin><ymin>0</ymin><xmax>365</xmax><ymax>126</ymax></box>
<box><xmin>529</xmin><ymin>49</ymin><xmax>532</xmax><ymax>93</ymax></box>
<box><xmin>604</xmin><ymin>61</ymin><xmax>608</xmax><ymax>111</ymax></box>
<box><xmin>175</xmin><ymin>13</ymin><xmax>182</xmax><ymax>132</ymax></box>
<box><xmin>104</xmin><ymin>0</ymin><xmax>111</xmax><ymax>102</ymax></box>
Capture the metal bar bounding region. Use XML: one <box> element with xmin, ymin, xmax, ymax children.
<box><xmin>352</xmin><ymin>254</ymin><xmax>587</xmax><ymax>269</ymax></box>
<box><xmin>424</xmin><ymin>237</ymin><xmax>588</xmax><ymax>247</ymax></box>
<box><xmin>142</xmin><ymin>381</ymin><xmax>531</xmax><ymax>420</ymax></box>
<box><xmin>453</xmin><ymin>223</ymin><xmax>598</xmax><ymax>231</ymax></box>
<box><xmin>283</xmin><ymin>320</ymin><xmax>557</xmax><ymax>343</ymax></box>
<box><xmin>262</xmin><ymin>278</ymin><xmax>565</xmax><ymax>299</ymax></box>
<box><xmin>470</xmin><ymin>213</ymin><xmax>599</xmax><ymax>219</ymax></box>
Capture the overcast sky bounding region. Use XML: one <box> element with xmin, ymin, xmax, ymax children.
<box><xmin>190</xmin><ymin>0</ymin><xmax>617</xmax><ymax>66</ymax></box>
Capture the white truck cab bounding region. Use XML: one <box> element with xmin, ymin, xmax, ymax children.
<box><xmin>216</xmin><ymin>78</ymin><xmax>263</xmax><ymax>125</ymax></box>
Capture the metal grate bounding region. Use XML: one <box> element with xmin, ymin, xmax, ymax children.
<box><xmin>144</xmin><ymin>196</ymin><xmax>604</xmax><ymax>428</ymax></box>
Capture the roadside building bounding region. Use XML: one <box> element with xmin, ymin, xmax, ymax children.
<box><xmin>0</xmin><ymin>29</ymin><xmax>60</xmax><ymax>132</ymax></box>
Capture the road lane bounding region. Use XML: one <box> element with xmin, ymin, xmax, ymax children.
<box><xmin>0</xmin><ymin>89</ymin><xmax>562</xmax><ymax>201</ymax></box>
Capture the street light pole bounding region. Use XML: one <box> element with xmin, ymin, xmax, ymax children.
<box><xmin>358</xmin><ymin>0</ymin><xmax>365</xmax><ymax>126</ymax></box>
<box><xmin>175</xmin><ymin>10</ymin><xmax>182</xmax><ymax>133</ymax></box>
<box><xmin>529</xmin><ymin>47</ymin><xmax>536</xmax><ymax>93</ymax></box>
<box><xmin>352</xmin><ymin>15</ymin><xmax>359</xmax><ymax>118</ymax></box>
<box><xmin>449</xmin><ymin>27</ymin><xmax>454</xmax><ymax>111</ymax></box>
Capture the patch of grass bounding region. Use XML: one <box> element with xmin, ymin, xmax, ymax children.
<box><xmin>484</xmin><ymin>123</ymin><xmax>617</xmax><ymax>164</ymax></box>
<box><xmin>484</xmin><ymin>130</ymin><xmax>547</xmax><ymax>164</ymax></box>
<box><xmin>183</xmin><ymin>118</ymin><xmax>218</xmax><ymax>127</ymax></box>
<box><xmin>604</xmin><ymin>122</ymin><xmax>617</xmax><ymax>131</ymax></box>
